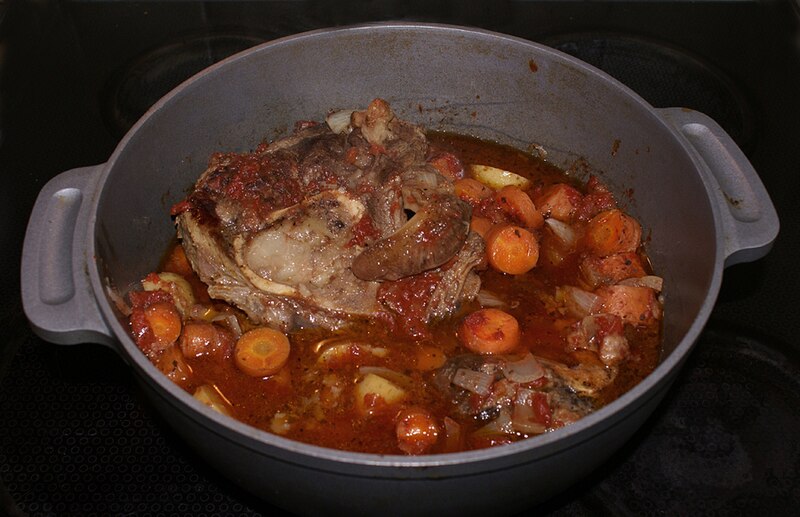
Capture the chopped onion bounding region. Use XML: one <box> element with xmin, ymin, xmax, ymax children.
<box><xmin>474</xmin><ymin>405</ymin><xmax>501</xmax><ymax>423</ymax></box>
<box><xmin>558</xmin><ymin>285</ymin><xmax>602</xmax><ymax>317</ymax></box>
<box><xmin>193</xmin><ymin>384</ymin><xmax>233</xmax><ymax>417</ymax></box>
<box><xmin>452</xmin><ymin>368</ymin><xmax>494</xmax><ymax>396</ymax></box>
<box><xmin>511</xmin><ymin>401</ymin><xmax>547</xmax><ymax>434</ymax></box>
<box><xmin>580</xmin><ymin>315</ymin><xmax>599</xmax><ymax>340</ymax></box>
<box><xmin>326</xmin><ymin>109</ymin><xmax>355</xmax><ymax>134</ymax></box>
<box><xmin>511</xmin><ymin>388</ymin><xmax>548</xmax><ymax>434</ymax></box>
<box><xmin>358</xmin><ymin>366</ymin><xmax>414</xmax><ymax>390</ymax></box>
<box><xmin>270</xmin><ymin>412</ymin><xmax>292</xmax><ymax>435</ymax></box>
<box><xmin>212</xmin><ymin>313</ymin><xmax>243</xmax><ymax>338</ymax></box>
<box><xmin>501</xmin><ymin>353</ymin><xmax>546</xmax><ymax>383</ymax></box>
<box><xmin>477</xmin><ymin>361</ymin><xmax>501</xmax><ymax>377</ymax></box>
<box><xmin>190</xmin><ymin>303</ymin><xmax>216</xmax><ymax>321</ymax></box>
<box><xmin>106</xmin><ymin>286</ymin><xmax>131</xmax><ymax>316</ymax></box>
<box><xmin>443</xmin><ymin>417</ymin><xmax>462</xmax><ymax>452</ymax></box>
<box><xmin>312</xmin><ymin>337</ymin><xmax>340</xmax><ymax>354</ymax></box>
<box><xmin>474</xmin><ymin>407</ymin><xmax>514</xmax><ymax>437</ymax></box>
<box><xmin>476</xmin><ymin>289</ymin><xmax>509</xmax><ymax>309</ymax></box>
<box><xmin>316</xmin><ymin>338</ymin><xmax>388</xmax><ymax>364</ymax></box>
<box><xmin>545</xmin><ymin>218</ymin><xmax>577</xmax><ymax>247</ymax></box>
<box><xmin>314</xmin><ymin>337</ymin><xmax>377</xmax><ymax>353</ymax></box>
<box><xmin>470</xmin><ymin>164</ymin><xmax>531</xmax><ymax>189</ymax></box>
<box><xmin>618</xmin><ymin>275</ymin><xmax>664</xmax><ymax>292</ymax></box>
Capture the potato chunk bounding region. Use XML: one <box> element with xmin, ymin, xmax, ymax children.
<box><xmin>355</xmin><ymin>373</ymin><xmax>407</xmax><ymax>415</ymax></box>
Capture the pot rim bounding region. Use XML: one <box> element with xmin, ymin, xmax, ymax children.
<box><xmin>87</xmin><ymin>21</ymin><xmax>726</xmax><ymax>471</ymax></box>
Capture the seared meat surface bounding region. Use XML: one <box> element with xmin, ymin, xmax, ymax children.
<box><xmin>173</xmin><ymin>99</ymin><xmax>481</xmax><ymax>331</ymax></box>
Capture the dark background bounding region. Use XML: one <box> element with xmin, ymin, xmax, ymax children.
<box><xmin>1</xmin><ymin>1</ymin><xmax>799</xmax><ymax>515</ymax></box>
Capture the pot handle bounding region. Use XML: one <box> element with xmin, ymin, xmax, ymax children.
<box><xmin>21</xmin><ymin>165</ymin><xmax>118</xmax><ymax>348</ymax></box>
<box><xmin>658</xmin><ymin>108</ymin><xmax>779</xmax><ymax>267</ymax></box>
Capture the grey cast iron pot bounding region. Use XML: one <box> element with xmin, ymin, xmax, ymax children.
<box><xmin>21</xmin><ymin>23</ymin><xmax>778</xmax><ymax>516</ymax></box>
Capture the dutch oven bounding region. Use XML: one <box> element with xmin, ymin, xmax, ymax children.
<box><xmin>20</xmin><ymin>23</ymin><xmax>778</xmax><ymax>516</ymax></box>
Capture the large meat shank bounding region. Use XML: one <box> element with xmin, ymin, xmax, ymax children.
<box><xmin>173</xmin><ymin>99</ymin><xmax>483</xmax><ymax>332</ymax></box>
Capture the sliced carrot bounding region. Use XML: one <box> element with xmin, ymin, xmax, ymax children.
<box><xmin>470</xmin><ymin>216</ymin><xmax>494</xmax><ymax>239</ymax></box>
<box><xmin>144</xmin><ymin>302</ymin><xmax>182</xmax><ymax>346</ymax></box>
<box><xmin>454</xmin><ymin>178</ymin><xmax>493</xmax><ymax>205</ymax></box>
<box><xmin>459</xmin><ymin>308</ymin><xmax>521</xmax><ymax>354</ymax></box>
<box><xmin>584</xmin><ymin>209</ymin><xmax>642</xmax><ymax>257</ymax></box>
<box><xmin>485</xmin><ymin>224</ymin><xmax>539</xmax><ymax>275</ymax></box>
<box><xmin>494</xmin><ymin>186</ymin><xmax>544</xmax><ymax>229</ymax></box>
<box><xmin>396</xmin><ymin>407</ymin><xmax>440</xmax><ymax>455</ymax></box>
<box><xmin>234</xmin><ymin>327</ymin><xmax>291</xmax><ymax>377</ymax></box>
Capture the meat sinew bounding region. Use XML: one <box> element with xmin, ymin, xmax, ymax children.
<box><xmin>172</xmin><ymin>99</ymin><xmax>482</xmax><ymax>332</ymax></box>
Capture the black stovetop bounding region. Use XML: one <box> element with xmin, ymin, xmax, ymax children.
<box><xmin>2</xmin><ymin>2</ymin><xmax>799</xmax><ymax>515</ymax></box>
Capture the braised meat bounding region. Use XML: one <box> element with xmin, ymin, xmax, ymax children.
<box><xmin>172</xmin><ymin>99</ymin><xmax>481</xmax><ymax>331</ymax></box>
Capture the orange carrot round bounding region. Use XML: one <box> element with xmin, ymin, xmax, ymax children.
<box><xmin>494</xmin><ymin>186</ymin><xmax>544</xmax><ymax>229</ymax></box>
<box><xmin>234</xmin><ymin>327</ymin><xmax>291</xmax><ymax>377</ymax></box>
<box><xmin>396</xmin><ymin>407</ymin><xmax>440</xmax><ymax>455</ymax></box>
<box><xmin>485</xmin><ymin>224</ymin><xmax>539</xmax><ymax>275</ymax></box>
<box><xmin>144</xmin><ymin>302</ymin><xmax>182</xmax><ymax>346</ymax></box>
<box><xmin>459</xmin><ymin>308</ymin><xmax>521</xmax><ymax>354</ymax></box>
